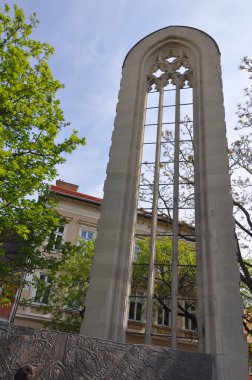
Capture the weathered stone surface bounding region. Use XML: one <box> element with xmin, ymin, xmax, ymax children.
<box><xmin>0</xmin><ymin>323</ymin><xmax>211</xmax><ymax>379</ymax></box>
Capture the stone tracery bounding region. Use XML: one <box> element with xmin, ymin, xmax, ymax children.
<box><xmin>147</xmin><ymin>46</ymin><xmax>193</xmax><ymax>91</ymax></box>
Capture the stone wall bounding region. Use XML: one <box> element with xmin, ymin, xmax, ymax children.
<box><xmin>0</xmin><ymin>323</ymin><xmax>211</xmax><ymax>379</ymax></box>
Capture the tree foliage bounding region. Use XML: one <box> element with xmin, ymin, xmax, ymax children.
<box><xmin>28</xmin><ymin>236</ymin><xmax>196</xmax><ymax>333</ymax></box>
<box><xmin>132</xmin><ymin>238</ymin><xmax>197</xmax><ymax>326</ymax></box>
<box><xmin>0</xmin><ymin>4</ymin><xmax>85</xmax><ymax>305</ymax></box>
<box><xmin>29</xmin><ymin>240</ymin><xmax>94</xmax><ymax>333</ymax></box>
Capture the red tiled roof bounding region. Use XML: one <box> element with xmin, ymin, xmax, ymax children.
<box><xmin>50</xmin><ymin>185</ymin><xmax>102</xmax><ymax>204</ymax></box>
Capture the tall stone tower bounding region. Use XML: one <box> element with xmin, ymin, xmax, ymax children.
<box><xmin>81</xmin><ymin>27</ymin><xmax>248</xmax><ymax>379</ymax></box>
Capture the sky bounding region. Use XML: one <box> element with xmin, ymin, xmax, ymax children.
<box><xmin>6</xmin><ymin>0</ymin><xmax>252</xmax><ymax>197</ymax></box>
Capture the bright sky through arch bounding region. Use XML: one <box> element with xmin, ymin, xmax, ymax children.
<box><xmin>6</xmin><ymin>0</ymin><xmax>252</xmax><ymax>197</ymax></box>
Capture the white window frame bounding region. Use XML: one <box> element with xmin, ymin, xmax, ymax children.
<box><xmin>184</xmin><ymin>301</ymin><xmax>197</xmax><ymax>331</ymax></box>
<box><xmin>49</xmin><ymin>224</ymin><xmax>66</xmax><ymax>252</ymax></box>
<box><xmin>156</xmin><ymin>299</ymin><xmax>170</xmax><ymax>326</ymax></box>
<box><xmin>134</xmin><ymin>242</ymin><xmax>140</xmax><ymax>261</ymax></box>
<box><xmin>129</xmin><ymin>293</ymin><xmax>144</xmax><ymax>322</ymax></box>
<box><xmin>79</xmin><ymin>226</ymin><xmax>96</xmax><ymax>242</ymax></box>
<box><xmin>33</xmin><ymin>273</ymin><xmax>52</xmax><ymax>305</ymax></box>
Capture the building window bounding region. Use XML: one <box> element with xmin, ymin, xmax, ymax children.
<box><xmin>157</xmin><ymin>299</ymin><xmax>170</xmax><ymax>326</ymax></box>
<box><xmin>134</xmin><ymin>243</ymin><xmax>140</xmax><ymax>261</ymax></box>
<box><xmin>80</xmin><ymin>227</ymin><xmax>95</xmax><ymax>241</ymax></box>
<box><xmin>34</xmin><ymin>274</ymin><xmax>52</xmax><ymax>304</ymax></box>
<box><xmin>47</xmin><ymin>225</ymin><xmax>65</xmax><ymax>251</ymax></box>
<box><xmin>129</xmin><ymin>293</ymin><xmax>144</xmax><ymax>321</ymax></box>
<box><xmin>184</xmin><ymin>301</ymin><xmax>197</xmax><ymax>331</ymax></box>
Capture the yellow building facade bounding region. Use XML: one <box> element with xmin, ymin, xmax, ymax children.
<box><xmin>13</xmin><ymin>179</ymin><xmax>197</xmax><ymax>351</ymax></box>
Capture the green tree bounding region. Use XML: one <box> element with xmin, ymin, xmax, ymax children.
<box><xmin>27</xmin><ymin>237</ymin><xmax>195</xmax><ymax>333</ymax></box>
<box><xmin>0</xmin><ymin>4</ymin><xmax>85</xmax><ymax>305</ymax></box>
<box><xmin>30</xmin><ymin>240</ymin><xmax>94</xmax><ymax>333</ymax></box>
<box><xmin>132</xmin><ymin>237</ymin><xmax>197</xmax><ymax>327</ymax></box>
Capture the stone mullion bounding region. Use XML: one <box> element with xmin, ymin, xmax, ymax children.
<box><xmin>171</xmin><ymin>81</ymin><xmax>180</xmax><ymax>349</ymax></box>
<box><xmin>145</xmin><ymin>83</ymin><xmax>164</xmax><ymax>345</ymax></box>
